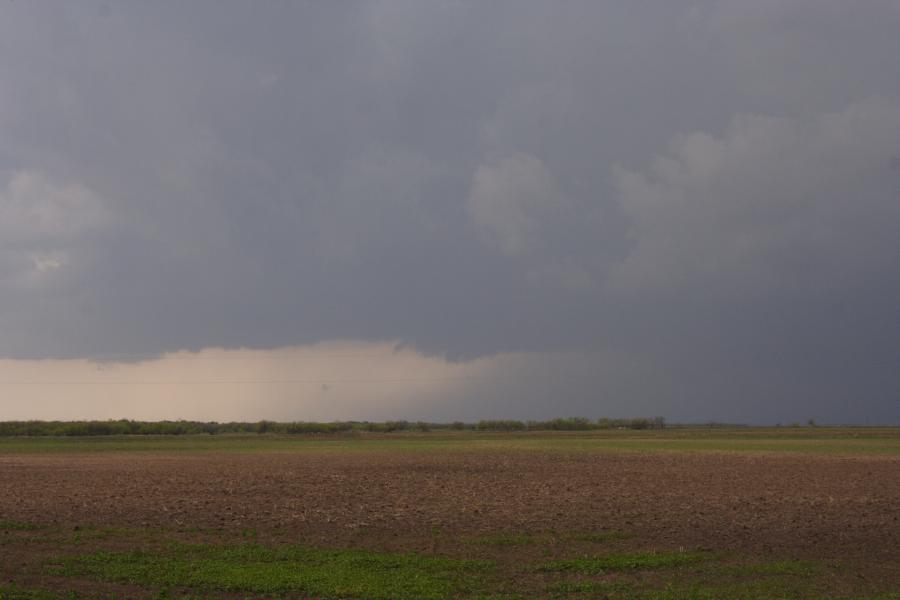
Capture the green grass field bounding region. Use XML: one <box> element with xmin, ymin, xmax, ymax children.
<box><xmin>2</xmin><ymin>527</ymin><xmax>898</xmax><ymax>600</ymax></box>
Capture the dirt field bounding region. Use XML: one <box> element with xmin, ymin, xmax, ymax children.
<box><xmin>2</xmin><ymin>438</ymin><xmax>900</xmax><ymax>598</ymax></box>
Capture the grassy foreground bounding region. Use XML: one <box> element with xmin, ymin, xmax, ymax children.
<box><xmin>1</xmin><ymin>524</ymin><xmax>898</xmax><ymax>599</ymax></box>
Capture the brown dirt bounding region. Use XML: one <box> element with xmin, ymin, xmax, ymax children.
<box><xmin>2</xmin><ymin>449</ymin><xmax>899</xmax><ymax>563</ymax></box>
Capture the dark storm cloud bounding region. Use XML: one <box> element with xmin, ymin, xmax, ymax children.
<box><xmin>1</xmin><ymin>1</ymin><xmax>899</xmax><ymax>422</ymax></box>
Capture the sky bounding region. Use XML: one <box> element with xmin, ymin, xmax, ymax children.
<box><xmin>1</xmin><ymin>1</ymin><xmax>899</xmax><ymax>424</ymax></box>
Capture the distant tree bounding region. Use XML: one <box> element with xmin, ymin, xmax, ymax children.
<box><xmin>476</xmin><ymin>420</ymin><xmax>526</xmax><ymax>431</ymax></box>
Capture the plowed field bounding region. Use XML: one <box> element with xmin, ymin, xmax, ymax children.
<box><xmin>2</xmin><ymin>433</ymin><xmax>899</xmax><ymax>598</ymax></box>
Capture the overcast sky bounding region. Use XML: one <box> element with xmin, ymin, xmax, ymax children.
<box><xmin>2</xmin><ymin>1</ymin><xmax>899</xmax><ymax>424</ymax></box>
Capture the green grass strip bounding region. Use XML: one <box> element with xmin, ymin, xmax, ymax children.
<box><xmin>0</xmin><ymin>520</ymin><xmax>43</xmax><ymax>532</ymax></box>
<box><xmin>49</xmin><ymin>542</ymin><xmax>494</xmax><ymax>600</ymax></box>
<box><xmin>0</xmin><ymin>585</ymin><xmax>69</xmax><ymax>600</ymax></box>
<box><xmin>4</xmin><ymin>429</ymin><xmax>900</xmax><ymax>456</ymax></box>
<box><xmin>535</xmin><ymin>551</ymin><xmax>710</xmax><ymax>575</ymax></box>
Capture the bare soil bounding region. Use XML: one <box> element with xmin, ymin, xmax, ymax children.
<box><xmin>2</xmin><ymin>449</ymin><xmax>899</xmax><ymax>563</ymax></box>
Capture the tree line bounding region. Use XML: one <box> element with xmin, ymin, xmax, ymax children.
<box><xmin>0</xmin><ymin>416</ymin><xmax>665</xmax><ymax>437</ymax></box>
